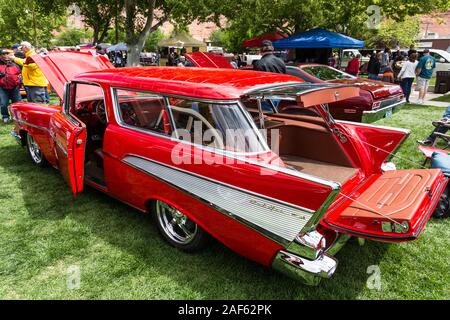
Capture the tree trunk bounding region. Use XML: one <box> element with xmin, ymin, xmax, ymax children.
<box><xmin>93</xmin><ymin>25</ymin><xmax>100</xmax><ymax>45</ymax></box>
<box><xmin>125</xmin><ymin>0</ymin><xmax>158</xmax><ymax>66</ymax></box>
<box><xmin>127</xmin><ymin>42</ymin><xmax>141</xmax><ymax>66</ymax></box>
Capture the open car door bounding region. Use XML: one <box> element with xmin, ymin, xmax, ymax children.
<box><xmin>49</xmin><ymin>111</ymin><xmax>87</xmax><ymax>196</ymax></box>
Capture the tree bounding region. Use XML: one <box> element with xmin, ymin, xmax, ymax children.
<box><xmin>215</xmin><ymin>0</ymin><xmax>450</xmax><ymax>52</ymax></box>
<box><xmin>67</xmin><ymin>0</ymin><xmax>123</xmax><ymax>44</ymax></box>
<box><xmin>123</xmin><ymin>0</ymin><xmax>218</xmax><ymax>66</ymax></box>
<box><xmin>0</xmin><ymin>0</ymin><xmax>66</xmax><ymax>48</ymax></box>
<box><xmin>54</xmin><ymin>28</ymin><xmax>93</xmax><ymax>46</ymax></box>
<box><xmin>365</xmin><ymin>16</ymin><xmax>421</xmax><ymax>48</ymax></box>
<box><xmin>143</xmin><ymin>28</ymin><xmax>164</xmax><ymax>52</ymax></box>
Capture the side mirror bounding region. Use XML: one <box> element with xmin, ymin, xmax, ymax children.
<box><xmin>439</xmin><ymin>58</ymin><xmax>446</xmax><ymax>63</ymax></box>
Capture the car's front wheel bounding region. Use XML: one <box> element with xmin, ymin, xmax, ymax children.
<box><xmin>153</xmin><ymin>200</ymin><xmax>208</xmax><ymax>252</ymax></box>
<box><xmin>26</xmin><ymin>133</ymin><xmax>48</xmax><ymax>167</ymax></box>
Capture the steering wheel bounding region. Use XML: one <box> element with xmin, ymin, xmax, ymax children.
<box><xmin>95</xmin><ymin>101</ymin><xmax>107</xmax><ymax>124</ymax></box>
<box><xmin>120</xmin><ymin>103</ymin><xmax>138</xmax><ymax>126</ymax></box>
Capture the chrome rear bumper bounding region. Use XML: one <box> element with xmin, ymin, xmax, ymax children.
<box><xmin>272</xmin><ymin>250</ymin><xmax>337</xmax><ymax>286</ymax></box>
<box><xmin>362</xmin><ymin>100</ymin><xmax>406</xmax><ymax>123</ymax></box>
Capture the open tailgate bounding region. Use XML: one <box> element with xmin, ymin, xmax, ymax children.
<box><xmin>324</xmin><ymin>169</ymin><xmax>448</xmax><ymax>242</ymax></box>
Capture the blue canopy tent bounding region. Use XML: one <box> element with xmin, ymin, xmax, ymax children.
<box><xmin>272</xmin><ymin>28</ymin><xmax>365</xmax><ymax>49</ymax></box>
<box><xmin>272</xmin><ymin>28</ymin><xmax>364</xmax><ymax>66</ymax></box>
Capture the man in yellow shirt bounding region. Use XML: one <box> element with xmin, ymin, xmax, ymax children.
<box><xmin>9</xmin><ymin>41</ymin><xmax>48</xmax><ymax>103</ymax></box>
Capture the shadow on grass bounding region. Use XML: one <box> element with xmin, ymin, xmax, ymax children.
<box><xmin>1</xmin><ymin>144</ymin><xmax>389</xmax><ymax>299</ymax></box>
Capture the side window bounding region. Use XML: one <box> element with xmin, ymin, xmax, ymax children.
<box><xmin>68</xmin><ymin>82</ymin><xmax>106</xmax><ymax>123</ymax></box>
<box><xmin>114</xmin><ymin>89</ymin><xmax>172</xmax><ymax>136</ymax></box>
<box><xmin>169</xmin><ymin>99</ymin><xmax>266</xmax><ymax>153</ymax></box>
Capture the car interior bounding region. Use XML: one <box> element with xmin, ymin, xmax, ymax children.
<box><xmin>70</xmin><ymin>84</ymin><xmax>359</xmax><ymax>186</ymax></box>
<box><xmin>71</xmin><ymin>97</ymin><xmax>108</xmax><ymax>186</ymax></box>
<box><xmin>242</xmin><ymin>98</ymin><xmax>359</xmax><ymax>184</ymax></box>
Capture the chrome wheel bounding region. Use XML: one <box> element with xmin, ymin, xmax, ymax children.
<box><xmin>156</xmin><ymin>200</ymin><xmax>198</xmax><ymax>245</ymax></box>
<box><xmin>27</xmin><ymin>134</ymin><xmax>43</xmax><ymax>164</ymax></box>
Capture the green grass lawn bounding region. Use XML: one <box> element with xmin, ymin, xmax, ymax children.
<box><xmin>0</xmin><ymin>105</ymin><xmax>449</xmax><ymax>300</ymax></box>
<box><xmin>432</xmin><ymin>94</ymin><xmax>450</xmax><ymax>103</ymax></box>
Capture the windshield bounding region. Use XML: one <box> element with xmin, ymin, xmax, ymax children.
<box><xmin>301</xmin><ymin>65</ymin><xmax>355</xmax><ymax>81</ymax></box>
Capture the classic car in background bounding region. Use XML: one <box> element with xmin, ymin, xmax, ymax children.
<box><xmin>9</xmin><ymin>52</ymin><xmax>448</xmax><ymax>285</ymax></box>
<box><xmin>286</xmin><ymin>64</ymin><xmax>405</xmax><ymax>122</ymax></box>
<box><xmin>185</xmin><ymin>51</ymin><xmax>233</xmax><ymax>69</ymax></box>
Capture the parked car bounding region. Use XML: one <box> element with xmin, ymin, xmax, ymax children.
<box><xmin>286</xmin><ymin>64</ymin><xmax>406</xmax><ymax>122</ymax></box>
<box><xmin>9</xmin><ymin>52</ymin><xmax>448</xmax><ymax>285</ymax></box>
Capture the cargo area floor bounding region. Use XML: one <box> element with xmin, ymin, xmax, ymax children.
<box><xmin>281</xmin><ymin>155</ymin><xmax>359</xmax><ymax>184</ymax></box>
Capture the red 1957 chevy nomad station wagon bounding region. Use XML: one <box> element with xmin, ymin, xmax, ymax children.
<box><xmin>9</xmin><ymin>52</ymin><xmax>448</xmax><ymax>285</ymax></box>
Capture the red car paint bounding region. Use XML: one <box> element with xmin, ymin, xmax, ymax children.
<box><xmin>8</xmin><ymin>52</ymin><xmax>447</xmax><ymax>283</ymax></box>
<box><xmin>186</xmin><ymin>52</ymin><xmax>233</xmax><ymax>69</ymax></box>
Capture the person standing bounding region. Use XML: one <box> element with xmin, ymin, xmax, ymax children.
<box><xmin>367</xmin><ymin>52</ymin><xmax>382</xmax><ymax>80</ymax></box>
<box><xmin>381</xmin><ymin>47</ymin><xmax>391</xmax><ymax>68</ymax></box>
<box><xmin>398</xmin><ymin>53</ymin><xmax>418</xmax><ymax>103</ymax></box>
<box><xmin>11</xmin><ymin>44</ymin><xmax>25</xmax><ymax>59</ymax></box>
<box><xmin>415</xmin><ymin>49</ymin><xmax>436</xmax><ymax>104</ymax></box>
<box><xmin>408</xmin><ymin>45</ymin><xmax>417</xmax><ymax>58</ymax></box>
<box><xmin>346</xmin><ymin>54</ymin><xmax>361</xmax><ymax>76</ymax></box>
<box><xmin>254</xmin><ymin>40</ymin><xmax>286</xmax><ymax>74</ymax></box>
<box><xmin>0</xmin><ymin>50</ymin><xmax>22</xmax><ymax>123</ymax></box>
<box><xmin>328</xmin><ymin>53</ymin><xmax>336</xmax><ymax>68</ymax></box>
<box><xmin>9</xmin><ymin>41</ymin><xmax>48</xmax><ymax>104</ymax></box>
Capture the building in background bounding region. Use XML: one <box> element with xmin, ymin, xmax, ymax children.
<box><xmin>418</xmin><ymin>9</ymin><xmax>450</xmax><ymax>51</ymax></box>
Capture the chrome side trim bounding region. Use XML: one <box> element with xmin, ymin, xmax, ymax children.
<box><xmin>13</xmin><ymin>118</ymin><xmax>49</xmax><ymax>133</ymax></box>
<box><xmin>122</xmin><ymin>155</ymin><xmax>316</xmax><ymax>245</ymax></box>
<box><xmin>272</xmin><ymin>250</ymin><xmax>338</xmax><ymax>285</ymax></box>
<box><xmin>300</xmin><ymin>188</ymin><xmax>340</xmax><ymax>234</ymax></box>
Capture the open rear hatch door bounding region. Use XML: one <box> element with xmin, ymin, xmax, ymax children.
<box><xmin>32</xmin><ymin>51</ymin><xmax>114</xmax><ymax>100</ymax></box>
<box><xmin>324</xmin><ymin>169</ymin><xmax>448</xmax><ymax>242</ymax></box>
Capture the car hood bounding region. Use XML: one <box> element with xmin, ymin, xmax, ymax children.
<box><xmin>185</xmin><ymin>52</ymin><xmax>233</xmax><ymax>69</ymax></box>
<box><xmin>327</xmin><ymin>78</ymin><xmax>402</xmax><ymax>99</ymax></box>
<box><xmin>32</xmin><ymin>52</ymin><xmax>114</xmax><ymax>100</ymax></box>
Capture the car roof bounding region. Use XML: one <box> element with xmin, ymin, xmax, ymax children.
<box><xmin>75</xmin><ymin>67</ymin><xmax>303</xmax><ymax>100</ymax></box>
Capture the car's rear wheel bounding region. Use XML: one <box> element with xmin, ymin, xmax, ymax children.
<box><xmin>154</xmin><ymin>200</ymin><xmax>208</xmax><ymax>252</ymax></box>
<box><xmin>26</xmin><ymin>133</ymin><xmax>48</xmax><ymax>167</ymax></box>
